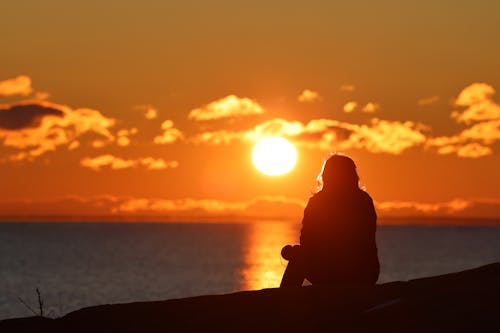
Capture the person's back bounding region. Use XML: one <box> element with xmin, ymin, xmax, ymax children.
<box><xmin>300</xmin><ymin>187</ymin><xmax>379</xmax><ymax>284</ymax></box>
<box><xmin>280</xmin><ymin>153</ymin><xmax>379</xmax><ymax>287</ymax></box>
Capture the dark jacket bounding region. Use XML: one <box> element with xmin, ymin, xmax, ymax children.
<box><xmin>300</xmin><ymin>187</ymin><xmax>379</xmax><ymax>284</ymax></box>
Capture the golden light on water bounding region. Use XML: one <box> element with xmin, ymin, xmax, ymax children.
<box><xmin>241</xmin><ymin>222</ymin><xmax>298</xmax><ymax>290</ymax></box>
<box><xmin>252</xmin><ymin>137</ymin><xmax>297</xmax><ymax>176</ymax></box>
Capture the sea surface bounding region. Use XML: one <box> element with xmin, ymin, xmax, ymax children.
<box><xmin>1</xmin><ymin>222</ymin><xmax>500</xmax><ymax>319</ymax></box>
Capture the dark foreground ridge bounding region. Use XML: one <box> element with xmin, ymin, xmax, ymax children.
<box><xmin>2</xmin><ymin>263</ymin><xmax>500</xmax><ymax>332</ymax></box>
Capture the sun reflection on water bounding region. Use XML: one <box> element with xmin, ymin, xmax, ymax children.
<box><xmin>241</xmin><ymin>222</ymin><xmax>299</xmax><ymax>290</ymax></box>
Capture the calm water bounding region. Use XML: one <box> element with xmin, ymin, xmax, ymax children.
<box><xmin>1</xmin><ymin>222</ymin><xmax>500</xmax><ymax>319</ymax></box>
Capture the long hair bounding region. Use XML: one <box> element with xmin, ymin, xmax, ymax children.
<box><xmin>316</xmin><ymin>153</ymin><xmax>360</xmax><ymax>192</ymax></box>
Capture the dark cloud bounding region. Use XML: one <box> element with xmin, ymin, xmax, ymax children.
<box><xmin>294</xmin><ymin>126</ymin><xmax>353</xmax><ymax>143</ymax></box>
<box><xmin>0</xmin><ymin>104</ymin><xmax>64</xmax><ymax>130</ymax></box>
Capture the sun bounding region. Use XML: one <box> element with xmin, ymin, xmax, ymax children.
<box><xmin>252</xmin><ymin>137</ymin><xmax>297</xmax><ymax>176</ymax></box>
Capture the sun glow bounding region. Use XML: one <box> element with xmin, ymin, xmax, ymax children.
<box><xmin>241</xmin><ymin>222</ymin><xmax>297</xmax><ymax>290</ymax></box>
<box><xmin>252</xmin><ymin>137</ymin><xmax>297</xmax><ymax>176</ymax></box>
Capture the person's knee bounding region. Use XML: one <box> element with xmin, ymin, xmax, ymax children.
<box><xmin>281</xmin><ymin>244</ymin><xmax>302</xmax><ymax>261</ymax></box>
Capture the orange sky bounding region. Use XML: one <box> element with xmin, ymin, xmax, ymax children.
<box><xmin>0</xmin><ymin>1</ymin><xmax>499</xmax><ymax>221</ymax></box>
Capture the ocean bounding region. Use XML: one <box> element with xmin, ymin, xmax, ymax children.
<box><xmin>1</xmin><ymin>222</ymin><xmax>500</xmax><ymax>320</ymax></box>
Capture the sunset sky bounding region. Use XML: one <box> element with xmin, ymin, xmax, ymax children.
<box><xmin>1</xmin><ymin>1</ymin><xmax>499</xmax><ymax>221</ymax></box>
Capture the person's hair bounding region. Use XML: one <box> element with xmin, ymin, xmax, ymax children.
<box><xmin>316</xmin><ymin>153</ymin><xmax>360</xmax><ymax>192</ymax></box>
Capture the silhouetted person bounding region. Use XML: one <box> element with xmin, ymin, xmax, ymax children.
<box><xmin>280</xmin><ymin>153</ymin><xmax>379</xmax><ymax>287</ymax></box>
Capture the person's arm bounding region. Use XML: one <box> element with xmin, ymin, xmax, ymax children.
<box><xmin>299</xmin><ymin>197</ymin><xmax>315</xmax><ymax>247</ymax></box>
<box><xmin>367</xmin><ymin>194</ymin><xmax>377</xmax><ymax>232</ymax></box>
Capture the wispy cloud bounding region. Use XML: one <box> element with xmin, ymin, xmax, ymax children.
<box><xmin>426</xmin><ymin>82</ymin><xmax>500</xmax><ymax>158</ymax></box>
<box><xmin>343</xmin><ymin>101</ymin><xmax>357</xmax><ymax>113</ymax></box>
<box><xmin>431</xmin><ymin>141</ymin><xmax>493</xmax><ymax>158</ymax></box>
<box><xmin>80</xmin><ymin>154</ymin><xmax>179</xmax><ymax>171</ymax></box>
<box><xmin>116</xmin><ymin>128</ymin><xmax>138</xmax><ymax>147</ymax></box>
<box><xmin>145</xmin><ymin>108</ymin><xmax>158</xmax><ymax>120</ymax></box>
<box><xmin>417</xmin><ymin>96</ymin><xmax>440</xmax><ymax>106</ymax></box>
<box><xmin>361</xmin><ymin>102</ymin><xmax>380</xmax><ymax>113</ymax></box>
<box><xmin>297</xmin><ymin>89</ymin><xmax>322</xmax><ymax>103</ymax></box>
<box><xmin>192</xmin><ymin>117</ymin><xmax>427</xmax><ymax>155</ymax></box>
<box><xmin>455</xmin><ymin>83</ymin><xmax>495</xmax><ymax>107</ymax></box>
<box><xmin>34</xmin><ymin>91</ymin><xmax>50</xmax><ymax>101</ymax></box>
<box><xmin>189</xmin><ymin>83</ymin><xmax>500</xmax><ymax>158</ymax></box>
<box><xmin>374</xmin><ymin>198</ymin><xmax>500</xmax><ymax>218</ymax></box>
<box><xmin>0</xmin><ymin>75</ymin><xmax>33</xmax><ymax>96</ymax></box>
<box><xmin>134</xmin><ymin>104</ymin><xmax>158</xmax><ymax>120</ymax></box>
<box><xmin>68</xmin><ymin>141</ymin><xmax>80</xmax><ymax>150</ymax></box>
<box><xmin>339</xmin><ymin>84</ymin><xmax>355</xmax><ymax>92</ymax></box>
<box><xmin>188</xmin><ymin>95</ymin><xmax>264</xmax><ymax>121</ymax></box>
<box><xmin>454</xmin><ymin>143</ymin><xmax>493</xmax><ymax>158</ymax></box>
<box><xmin>0</xmin><ymin>194</ymin><xmax>308</xmax><ymax>222</ymax></box>
<box><xmin>376</xmin><ymin>198</ymin><xmax>473</xmax><ymax>215</ymax></box>
<box><xmin>0</xmin><ymin>100</ymin><xmax>115</xmax><ymax>161</ymax></box>
<box><xmin>460</xmin><ymin>120</ymin><xmax>500</xmax><ymax>144</ymax></box>
<box><xmin>344</xmin><ymin>118</ymin><xmax>427</xmax><ymax>154</ymax></box>
<box><xmin>2</xmin><ymin>195</ymin><xmax>499</xmax><ymax>220</ymax></box>
<box><xmin>112</xmin><ymin>195</ymin><xmax>305</xmax><ymax>219</ymax></box>
<box><xmin>344</xmin><ymin>101</ymin><xmax>379</xmax><ymax>113</ymax></box>
<box><xmin>153</xmin><ymin>120</ymin><xmax>183</xmax><ymax>144</ymax></box>
<box><xmin>0</xmin><ymin>102</ymin><xmax>63</xmax><ymax>129</ymax></box>
<box><xmin>452</xmin><ymin>83</ymin><xmax>500</xmax><ymax>123</ymax></box>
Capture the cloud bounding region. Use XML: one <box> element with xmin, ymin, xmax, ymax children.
<box><xmin>426</xmin><ymin>83</ymin><xmax>500</xmax><ymax>158</ymax></box>
<box><xmin>459</xmin><ymin>120</ymin><xmax>500</xmax><ymax>144</ymax></box>
<box><xmin>0</xmin><ymin>194</ymin><xmax>307</xmax><ymax>222</ymax></box>
<box><xmin>455</xmin><ymin>83</ymin><xmax>495</xmax><ymax>107</ymax></box>
<box><xmin>134</xmin><ymin>105</ymin><xmax>158</xmax><ymax>120</ymax></box>
<box><xmin>376</xmin><ymin>198</ymin><xmax>473</xmax><ymax>216</ymax></box>
<box><xmin>0</xmin><ymin>103</ymin><xmax>63</xmax><ymax>130</ymax></box>
<box><xmin>339</xmin><ymin>84</ymin><xmax>355</xmax><ymax>92</ymax></box>
<box><xmin>191</xmin><ymin>118</ymin><xmax>323</xmax><ymax>145</ymax></box>
<box><xmin>192</xmin><ymin>117</ymin><xmax>427</xmax><ymax>155</ymax></box>
<box><xmin>343</xmin><ymin>101</ymin><xmax>357</xmax><ymax>113</ymax></box>
<box><xmin>452</xmin><ymin>83</ymin><xmax>500</xmax><ymax>124</ymax></box>
<box><xmin>2</xmin><ymin>195</ymin><xmax>499</xmax><ymax>221</ymax></box>
<box><xmin>344</xmin><ymin>102</ymin><xmax>380</xmax><ymax>113</ymax></box>
<box><xmin>343</xmin><ymin>119</ymin><xmax>427</xmax><ymax>154</ymax></box>
<box><xmin>361</xmin><ymin>102</ymin><xmax>380</xmax><ymax>113</ymax></box>
<box><xmin>191</xmin><ymin>130</ymin><xmax>245</xmax><ymax>145</ymax></box>
<box><xmin>417</xmin><ymin>96</ymin><xmax>440</xmax><ymax>106</ymax></box>
<box><xmin>188</xmin><ymin>95</ymin><xmax>264</xmax><ymax>121</ymax></box>
<box><xmin>80</xmin><ymin>154</ymin><xmax>179</xmax><ymax>171</ymax></box>
<box><xmin>112</xmin><ymin>195</ymin><xmax>305</xmax><ymax>220</ymax></box>
<box><xmin>297</xmin><ymin>89</ymin><xmax>322</xmax><ymax>103</ymax></box>
<box><xmin>432</xmin><ymin>142</ymin><xmax>493</xmax><ymax>158</ymax></box>
<box><xmin>154</xmin><ymin>120</ymin><xmax>183</xmax><ymax>144</ymax></box>
<box><xmin>34</xmin><ymin>91</ymin><xmax>50</xmax><ymax>101</ymax></box>
<box><xmin>426</xmin><ymin>129</ymin><xmax>497</xmax><ymax>158</ymax></box>
<box><xmin>455</xmin><ymin>143</ymin><xmax>493</xmax><ymax>158</ymax></box>
<box><xmin>0</xmin><ymin>75</ymin><xmax>33</xmax><ymax>96</ymax></box>
<box><xmin>145</xmin><ymin>108</ymin><xmax>158</xmax><ymax>120</ymax></box>
<box><xmin>116</xmin><ymin>128</ymin><xmax>138</xmax><ymax>147</ymax></box>
<box><xmin>0</xmin><ymin>100</ymin><xmax>115</xmax><ymax>161</ymax></box>
<box><xmin>116</xmin><ymin>197</ymin><xmax>247</xmax><ymax>213</ymax></box>
<box><xmin>117</xmin><ymin>137</ymin><xmax>130</xmax><ymax>147</ymax></box>
<box><xmin>452</xmin><ymin>100</ymin><xmax>500</xmax><ymax>124</ymax></box>
<box><xmin>68</xmin><ymin>141</ymin><xmax>80</xmax><ymax>150</ymax></box>
<box><xmin>374</xmin><ymin>197</ymin><xmax>500</xmax><ymax>218</ymax></box>
<box><xmin>91</xmin><ymin>139</ymin><xmax>109</xmax><ymax>148</ymax></box>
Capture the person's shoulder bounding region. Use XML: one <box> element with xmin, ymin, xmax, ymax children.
<box><xmin>306</xmin><ymin>191</ymin><xmax>325</xmax><ymax>205</ymax></box>
<box><xmin>357</xmin><ymin>189</ymin><xmax>374</xmax><ymax>203</ymax></box>
<box><xmin>311</xmin><ymin>188</ymin><xmax>334</xmax><ymax>199</ymax></box>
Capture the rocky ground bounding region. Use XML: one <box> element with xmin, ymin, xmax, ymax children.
<box><xmin>2</xmin><ymin>263</ymin><xmax>499</xmax><ymax>332</ymax></box>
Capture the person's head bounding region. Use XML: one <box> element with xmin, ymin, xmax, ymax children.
<box><xmin>317</xmin><ymin>153</ymin><xmax>360</xmax><ymax>191</ymax></box>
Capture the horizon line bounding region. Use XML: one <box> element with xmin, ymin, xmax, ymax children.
<box><xmin>0</xmin><ymin>215</ymin><xmax>499</xmax><ymax>225</ymax></box>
